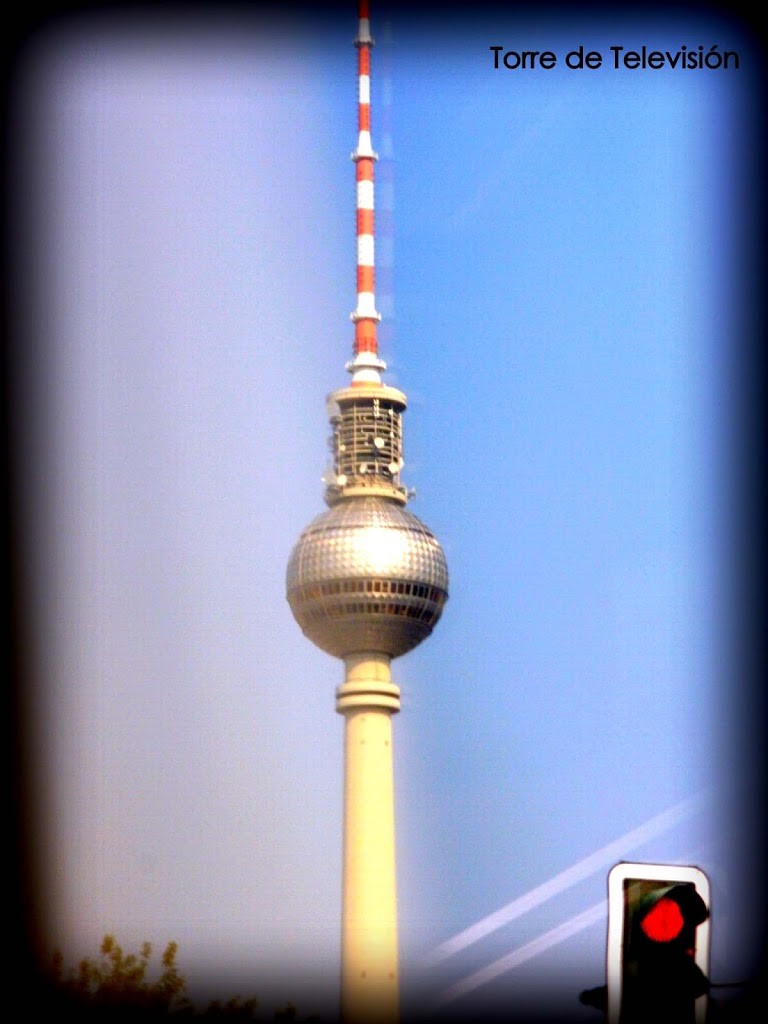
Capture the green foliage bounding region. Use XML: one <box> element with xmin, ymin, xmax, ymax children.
<box><xmin>50</xmin><ymin>934</ymin><xmax>191</xmax><ymax>1016</ymax></box>
<box><xmin>48</xmin><ymin>935</ymin><xmax>307</xmax><ymax>1021</ymax></box>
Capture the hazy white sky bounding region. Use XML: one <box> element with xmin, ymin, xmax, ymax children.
<box><xmin>10</xmin><ymin>2</ymin><xmax>760</xmax><ymax>1020</ymax></box>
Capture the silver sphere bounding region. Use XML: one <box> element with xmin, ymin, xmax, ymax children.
<box><xmin>286</xmin><ymin>497</ymin><xmax>448</xmax><ymax>659</ymax></box>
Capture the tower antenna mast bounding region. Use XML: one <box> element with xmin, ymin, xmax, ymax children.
<box><xmin>286</xmin><ymin>5</ymin><xmax>449</xmax><ymax>1020</ymax></box>
<box><xmin>348</xmin><ymin>0</ymin><xmax>385</xmax><ymax>385</ymax></box>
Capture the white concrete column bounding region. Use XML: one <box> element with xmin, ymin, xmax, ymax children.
<box><xmin>336</xmin><ymin>652</ymin><xmax>400</xmax><ymax>1024</ymax></box>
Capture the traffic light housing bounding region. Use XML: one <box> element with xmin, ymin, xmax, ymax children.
<box><xmin>607</xmin><ymin>862</ymin><xmax>711</xmax><ymax>1024</ymax></box>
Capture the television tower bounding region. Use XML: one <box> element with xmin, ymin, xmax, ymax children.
<box><xmin>285</xmin><ymin>2</ymin><xmax>449</xmax><ymax>1021</ymax></box>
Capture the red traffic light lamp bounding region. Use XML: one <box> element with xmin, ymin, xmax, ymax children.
<box><xmin>607</xmin><ymin>862</ymin><xmax>711</xmax><ymax>1024</ymax></box>
<box><xmin>640</xmin><ymin>894</ymin><xmax>686</xmax><ymax>941</ymax></box>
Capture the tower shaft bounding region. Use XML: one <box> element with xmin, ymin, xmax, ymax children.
<box><xmin>337</xmin><ymin>654</ymin><xmax>400</xmax><ymax>1023</ymax></box>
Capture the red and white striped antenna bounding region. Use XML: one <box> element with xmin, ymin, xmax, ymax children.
<box><xmin>347</xmin><ymin>0</ymin><xmax>386</xmax><ymax>385</ymax></box>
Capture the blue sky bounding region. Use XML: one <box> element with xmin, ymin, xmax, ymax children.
<box><xmin>9</xmin><ymin>2</ymin><xmax>762</xmax><ymax>1021</ymax></box>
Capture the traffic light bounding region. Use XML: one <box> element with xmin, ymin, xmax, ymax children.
<box><xmin>606</xmin><ymin>862</ymin><xmax>711</xmax><ymax>1024</ymax></box>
